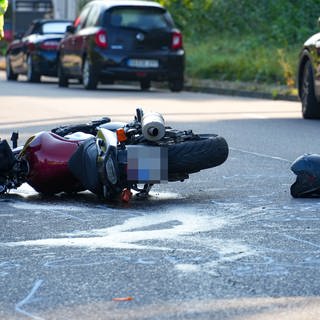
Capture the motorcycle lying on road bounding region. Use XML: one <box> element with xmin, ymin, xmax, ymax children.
<box><xmin>0</xmin><ymin>109</ymin><xmax>229</xmax><ymax>202</ymax></box>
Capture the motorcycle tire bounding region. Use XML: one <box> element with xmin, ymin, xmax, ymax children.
<box><xmin>167</xmin><ymin>134</ymin><xmax>228</xmax><ymax>174</ymax></box>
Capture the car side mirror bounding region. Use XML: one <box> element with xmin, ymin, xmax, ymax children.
<box><xmin>66</xmin><ymin>25</ymin><xmax>75</xmax><ymax>34</ymax></box>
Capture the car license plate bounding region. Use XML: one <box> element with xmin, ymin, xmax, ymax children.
<box><xmin>127</xmin><ymin>59</ymin><xmax>159</xmax><ymax>68</ymax></box>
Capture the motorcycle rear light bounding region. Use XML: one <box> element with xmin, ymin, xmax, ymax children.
<box><xmin>40</xmin><ymin>41</ymin><xmax>59</xmax><ymax>50</ymax></box>
<box><xmin>95</xmin><ymin>29</ymin><xmax>108</xmax><ymax>49</ymax></box>
<box><xmin>171</xmin><ymin>31</ymin><xmax>183</xmax><ymax>50</ymax></box>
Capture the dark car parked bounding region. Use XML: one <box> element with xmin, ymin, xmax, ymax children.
<box><xmin>297</xmin><ymin>18</ymin><xmax>320</xmax><ymax>119</ymax></box>
<box><xmin>58</xmin><ymin>0</ymin><xmax>185</xmax><ymax>91</ymax></box>
<box><xmin>6</xmin><ymin>19</ymin><xmax>72</xmax><ymax>82</ymax></box>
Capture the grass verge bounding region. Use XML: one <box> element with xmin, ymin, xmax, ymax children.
<box><xmin>184</xmin><ymin>35</ymin><xmax>299</xmax><ymax>90</ymax></box>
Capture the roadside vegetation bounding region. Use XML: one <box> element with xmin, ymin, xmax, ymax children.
<box><xmin>160</xmin><ymin>0</ymin><xmax>319</xmax><ymax>91</ymax></box>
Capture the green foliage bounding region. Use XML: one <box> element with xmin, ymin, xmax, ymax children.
<box><xmin>161</xmin><ymin>0</ymin><xmax>320</xmax><ymax>85</ymax></box>
<box><xmin>163</xmin><ymin>0</ymin><xmax>319</xmax><ymax>44</ymax></box>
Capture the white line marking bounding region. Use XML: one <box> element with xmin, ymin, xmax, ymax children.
<box><xmin>230</xmin><ymin>147</ymin><xmax>291</xmax><ymax>163</ymax></box>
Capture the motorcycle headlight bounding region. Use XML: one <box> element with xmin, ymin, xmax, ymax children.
<box><xmin>105</xmin><ymin>157</ymin><xmax>117</xmax><ymax>185</ymax></box>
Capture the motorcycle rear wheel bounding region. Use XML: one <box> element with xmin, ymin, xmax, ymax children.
<box><xmin>168</xmin><ymin>134</ymin><xmax>228</xmax><ymax>174</ymax></box>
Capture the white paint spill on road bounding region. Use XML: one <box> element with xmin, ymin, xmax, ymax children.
<box><xmin>2</xmin><ymin>211</ymin><xmax>227</xmax><ymax>251</ymax></box>
<box><xmin>9</xmin><ymin>201</ymin><xmax>89</xmax><ymax>222</ymax></box>
<box><xmin>1</xmin><ymin>206</ymin><xmax>257</xmax><ymax>275</ymax></box>
<box><xmin>15</xmin><ymin>279</ymin><xmax>44</xmax><ymax>320</ymax></box>
<box><xmin>149</xmin><ymin>191</ymin><xmax>185</xmax><ymax>200</ymax></box>
<box><xmin>176</xmin><ymin>264</ymin><xmax>200</xmax><ymax>273</ymax></box>
<box><xmin>10</xmin><ymin>202</ymin><xmax>83</xmax><ymax>212</ymax></box>
<box><xmin>10</xmin><ymin>183</ymin><xmax>38</xmax><ymax>197</ymax></box>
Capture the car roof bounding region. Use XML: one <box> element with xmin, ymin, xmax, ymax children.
<box><xmin>88</xmin><ymin>0</ymin><xmax>165</xmax><ymax>10</ymax></box>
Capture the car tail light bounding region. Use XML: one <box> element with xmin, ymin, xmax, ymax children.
<box><xmin>74</xmin><ymin>16</ymin><xmax>81</xmax><ymax>28</ymax></box>
<box><xmin>95</xmin><ymin>29</ymin><xmax>108</xmax><ymax>49</ymax></box>
<box><xmin>171</xmin><ymin>30</ymin><xmax>183</xmax><ymax>50</ymax></box>
<box><xmin>28</xmin><ymin>42</ymin><xmax>36</xmax><ymax>51</ymax></box>
<box><xmin>40</xmin><ymin>40</ymin><xmax>60</xmax><ymax>50</ymax></box>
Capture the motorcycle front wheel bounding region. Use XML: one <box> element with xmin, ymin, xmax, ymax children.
<box><xmin>167</xmin><ymin>134</ymin><xmax>228</xmax><ymax>175</ymax></box>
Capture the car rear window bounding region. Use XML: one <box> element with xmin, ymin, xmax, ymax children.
<box><xmin>107</xmin><ymin>7</ymin><xmax>173</xmax><ymax>30</ymax></box>
<box><xmin>42</xmin><ymin>22</ymin><xmax>71</xmax><ymax>34</ymax></box>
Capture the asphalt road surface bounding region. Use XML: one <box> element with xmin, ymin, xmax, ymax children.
<box><xmin>1</xmin><ymin>72</ymin><xmax>320</xmax><ymax>320</ymax></box>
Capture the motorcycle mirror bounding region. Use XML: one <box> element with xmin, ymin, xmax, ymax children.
<box><xmin>11</xmin><ymin>132</ymin><xmax>19</xmax><ymax>149</ymax></box>
<box><xmin>136</xmin><ymin>108</ymin><xmax>144</xmax><ymax>123</ymax></box>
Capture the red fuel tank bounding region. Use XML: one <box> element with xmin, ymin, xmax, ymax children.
<box><xmin>22</xmin><ymin>132</ymin><xmax>84</xmax><ymax>194</ymax></box>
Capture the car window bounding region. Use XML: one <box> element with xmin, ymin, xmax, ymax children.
<box><xmin>107</xmin><ymin>7</ymin><xmax>173</xmax><ymax>31</ymax></box>
<box><xmin>41</xmin><ymin>22</ymin><xmax>71</xmax><ymax>34</ymax></box>
<box><xmin>75</xmin><ymin>4</ymin><xmax>92</xmax><ymax>31</ymax></box>
<box><xmin>24</xmin><ymin>23</ymin><xmax>36</xmax><ymax>36</ymax></box>
<box><xmin>83</xmin><ymin>5</ymin><xmax>101</xmax><ymax>28</ymax></box>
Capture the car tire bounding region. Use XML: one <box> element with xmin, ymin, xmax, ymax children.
<box><xmin>140</xmin><ymin>80</ymin><xmax>151</xmax><ymax>91</ymax></box>
<box><xmin>169</xmin><ymin>78</ymin><xmax>184</xmax><ymax>92</ymax></box>
<box><xmin>301</xmin><ymin>60</ymin><xmax>320</xmax><ymax>119</ymax></box>
<box><xmin>82</xmin><ymin>57</ymin><xmax>98</xmax><ymax>90</ymax></box>
<box><xmin>5</xmin><ymin>55</ymin><xmax>18</xmax><ymax>81</ymax></box>
<box><xmin>26</xmin><ymin>55</ymin><xmax>41</xmax><ymax>83</ymax></box>
<box><xmin>58</xmin><ymin>59</ymin><xmax>69</xmax><ymax>87</ymax></box>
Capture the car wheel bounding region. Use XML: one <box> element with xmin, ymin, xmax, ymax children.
<box><xmin>58</xmin><ymin>59</ymin><xmax>69</xmax><ymax>88</ymax></box>
<box><xmin>169</xmin><ymin>78</ymin><xmax>184</xmax><ymax>92</ymax></box>
<box><xmin>140</xmin><ymin>79</ymin><xmax>151</xmax><ymax>91</ymax></box>
<box><xmin>82</xmin><ymin>57</ymin><xmax>98</xmax><ymax>90</ymax></box>
<box><xmin>5</xmin><ymin>55</ymin><xmax>18</xmax><ymax>81</ymax></box>
<box><xmin>301</xmin><ymin>60</ymin><xmax>320</xmax><ymax>119</ymax></box>
<box><xmin>26</xmin><ymin>55</ymin><xmax>41</xmax><ymax>83</ymax></box>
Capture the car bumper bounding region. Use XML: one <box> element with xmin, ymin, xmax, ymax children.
<box><xmin>33</xmin><ymin>51</ymin><xmax>59</xmax><ymax>77</ymax></box>
<box><xmin>91</xmin><ymin>49</ymin><xmax>185</xmax><ymax>81</ymax></box>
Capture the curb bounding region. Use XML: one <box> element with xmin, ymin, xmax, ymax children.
<box><xmin>184</xmin><ymin>85</ymin><xmax>299</xmax><ymax>102</ymax></box>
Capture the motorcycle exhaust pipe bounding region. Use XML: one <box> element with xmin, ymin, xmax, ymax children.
<box><xmin>141</xmin><ymin>113</ymin><xmax>166</xmax><ymax>141</ymax></box>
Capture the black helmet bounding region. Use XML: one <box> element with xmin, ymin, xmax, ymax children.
<box><xmin>290</xmin><ymin>154</ymin><xmax>320</xmax><ymax>197</ymax></box>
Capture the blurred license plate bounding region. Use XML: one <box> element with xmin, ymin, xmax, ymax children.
<box><xmin>128</xmin><ymin>59</ymin><xmax>159</xmax><ymax>68</ymax></box>
<box><xmin>126</xmin><ymin>145</ymin><xmax>168</xmax><ymax>183</ymax></box>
